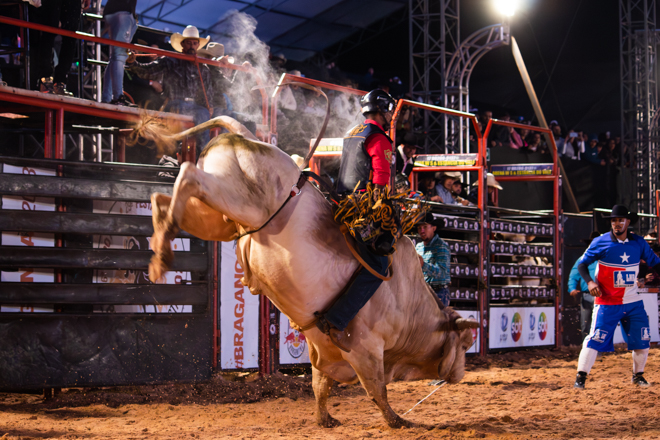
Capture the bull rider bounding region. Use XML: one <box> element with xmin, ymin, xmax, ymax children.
<box><xmin>315</xmin><ymin>89</ymin><xmax>397</xmax><ymax>352</ymax></box>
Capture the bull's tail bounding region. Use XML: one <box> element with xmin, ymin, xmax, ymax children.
<box><xmin>129</xmin><ymin>114</ymin><xmax>258</xmax><ymax>158</ymax></box>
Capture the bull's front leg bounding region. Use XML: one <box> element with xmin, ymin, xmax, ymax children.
<box><xmin>312</xmin><ymin>364</ymin><xmax>341</xmax><ymax>428</ymax></box>
<box><xmin>349</xmin><ymin>351</ymin><xmax>416</xmax><ymax>429</ymax></box>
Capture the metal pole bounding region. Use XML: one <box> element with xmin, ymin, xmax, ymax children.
<box><xmin>510</xmin><ymin>37</ymin><xmax>580</xmax><ymax>213</ymax></box>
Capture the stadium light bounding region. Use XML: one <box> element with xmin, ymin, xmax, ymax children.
<box><xmin>493</xmin><ymin>0</ymin><xmax>519</xmax><ymax>17</ymax></box>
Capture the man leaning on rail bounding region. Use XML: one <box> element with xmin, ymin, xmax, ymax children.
<box><xmin>125</xmin><ymin>25</ymin><xmax>216</xmax><ymax>149</ymax></box>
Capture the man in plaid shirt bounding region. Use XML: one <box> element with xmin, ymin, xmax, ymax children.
<box><xmin>415</xmin><ymin>212</ymin><xmax>452</xmax><ymax>306</ymax></box>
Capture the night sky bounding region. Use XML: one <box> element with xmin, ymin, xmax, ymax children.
<box><xmin>334</xmin><ymin>0</ymin><xmax>624</xmax><ymax>137</ymax></box>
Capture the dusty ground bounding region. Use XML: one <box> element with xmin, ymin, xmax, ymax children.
<box><xmin>2</xmin><ymin>346</ymin><xmax>660</xmax><ymax>439</ymax></box>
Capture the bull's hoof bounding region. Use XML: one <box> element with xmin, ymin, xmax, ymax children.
<box><xmin>316</xmin><ymin>414</ymin><xmax>341</xmax><ymax>428</ymax></box>
<box><xmin>387</xmin><ymin>416</ymin><xmax>418</xmax><ymax>429</ymax></box>
<box><xmin>149</xmin><ymin>257</ymin><xmax>167</xmax><ymax>282</ymax></box>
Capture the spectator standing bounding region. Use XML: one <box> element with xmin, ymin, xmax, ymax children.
<box><xmin>101</xmin><ymin>0</ymin><xmax>138</xmax><ymax>105</ymax></box>
<box><xmin>28</xmin><ymin>0</ymin><xmax>88</xmax><ymax>95</ymax></box>
<box><xmin>550</xmin><ymin>121</ymin><xmax>565</xmax><ymax>157</ymax></box>
<box><xmin>582</xmin><ymin>134</ymin><xmax>604</xmax><ymax>165</ymax></box>
<box><xmin>126</xmin><ymin>25</ymin><xmax>214</xmax><ymax>148</ymax></box>
<box><xmin>416</xmin><ymin>212</ymin><xmax>452</xmax><ymax>307</ymax></box>
<box><xmin>123</xmin><ymin>42</ymin><xmax>164</xmax><ymax>110</ymax></box>
<box><xmin>569</xmin><ymin>232</ymin><xmax>600</xmax><ymax>339</ymax></box>
<box><xmin>508</xmin><ymin>124</ymin><xmax>524</xmax><ymax>150</ymax></box>
<box><xmin>395</xmin><ymin>132</ymin><xmax>421</xmax><ymax>177</ymax></box>
<box><xmin>524</xmin><ymin>132</ymin><xmax>547</xmax><ymax>154</ymax></box>
<box><xmin>561</xmin><ymin>130</ymin><xmax>580</xmax><ymax>159</ymax></box>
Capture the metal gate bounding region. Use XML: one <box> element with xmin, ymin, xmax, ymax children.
<box><xmin>0</xmin><ymin>156</ymin><xmax>214</xmax><ymax>390</ymax></box>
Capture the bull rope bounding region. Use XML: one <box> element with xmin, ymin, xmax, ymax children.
<box><xmin>402</xmin><ymin>380</ymin><xmax>447</xmax><ymax>416</ymax></box>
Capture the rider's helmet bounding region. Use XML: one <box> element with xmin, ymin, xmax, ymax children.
<box><xmin>360</xmin><ymin>89</ymin><xmax>396</xmax><ymax>116</ymax></box>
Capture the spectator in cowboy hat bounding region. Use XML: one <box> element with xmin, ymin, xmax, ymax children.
<box><xmin>415</xmin><ymin>211</ymin><xmax>452</xmax><ymax>307</ymax></box>
<box><xmin>396</xmin><ymin>132</ymin><xmax>422</xmax><ymax>177</ymax></box>
<box><xmin>126</xmin><ymin>25</ymin><xmax>216</xmax><ymax>150</ymax></box>
<box><xmin>434</xmin><ymin>171</ymin><xmax>463</xmax><ymax>205</ymax></box>
<box><xmin>467</xmin><ymin>173</ymin><xmax>503</xmax><ymax>206</ymax></box>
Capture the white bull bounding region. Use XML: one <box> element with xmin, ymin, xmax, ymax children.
<box><xmin>142</xmin><ymin>116</ymin><xmax>477</xmax><ymax>428</ymax></box>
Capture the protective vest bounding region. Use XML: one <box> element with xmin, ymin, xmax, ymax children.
<box><xmin>336</xmin><ymin>122</ymin><xmax>392</xmax><ymax>194</ymax></box>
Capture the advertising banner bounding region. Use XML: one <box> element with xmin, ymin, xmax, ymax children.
<box><xmin>613</xmin><ymin>294</ymin><xmax>659</xmax><ymax>343</ymax></box>
<box><xmin>1</xmin><ymin>164</ymin><xmax>55</xmax><ymax>312</ymax></box>
<box><xmin>415</xmin><ymin>154</ymin><xmax>478</xmax><ymax>167</ymax></box>
<box><xmin>491</xmin><ymin>164</ymin><xmax>554</xmax><ymax>177</ymax></box>
<box><xmin>91</xmin><ymin>200</ymin><xmax>192</xmax><ymax>313</ymax></box>
<box><xmin>220</xmin><ymin>241</ymin><xmax>259</xmax><ymax>369</ymax></box>
<box><xmin>489</xmin><ymin>306</ymin><xmax>556</xmax><ymax>349</ymax></box>
<box><xmin>279</xmin><ymin>313</ymin><xmax>311</xmax><ymax>365</ymax></box>
<box><xmin>454</xmin><ymin>310</ymin><xmax>480</xmax><ymax>354</ymax></box>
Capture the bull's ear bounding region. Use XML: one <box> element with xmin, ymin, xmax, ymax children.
<box><xmin>454</xmin><ymin>318</ymin><xmax>480</xmax><ymax>331</ymax></box>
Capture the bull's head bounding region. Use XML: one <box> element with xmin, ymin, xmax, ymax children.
<box><xmin>437</xmin><ymin>315</ymin><xmax>479</xmax><ymax>384</ymax></box>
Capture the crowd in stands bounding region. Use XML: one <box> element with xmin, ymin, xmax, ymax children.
<box><xmin>479</xmin><ymin>110</ymin><xmax>630</xmax><ymax>168</ymax></box>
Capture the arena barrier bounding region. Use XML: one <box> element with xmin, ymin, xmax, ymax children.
<box><xmin>0</xmin><ymin>156</ymin><xmax>216</xmax><ymax>392</ymax></box>
<box><xmin>482</xmin><ymin>119</ymin><xmax>561</xmax><ymax>352</ymax></box>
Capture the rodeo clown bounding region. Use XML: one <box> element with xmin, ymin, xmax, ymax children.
<box><xmin>314</xmin><ymin>89</ymin><xmax>397</xmax><ymax>352</ymax></box>
<box><xmin>574</xmin><ymin>205</ymin><xmax>660</xmax><ymax>389</ymax></box>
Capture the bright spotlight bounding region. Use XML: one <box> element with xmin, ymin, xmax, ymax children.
<box><xmin>494</xmin><ymin>0</ymin><xmax>519</xmax><ymax>17</ymax></box>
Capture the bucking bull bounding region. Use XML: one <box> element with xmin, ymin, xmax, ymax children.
<box><xmin>138</xmin><ymin>115</ymin><xmax>478</xmax><ymax>428</ymax></box>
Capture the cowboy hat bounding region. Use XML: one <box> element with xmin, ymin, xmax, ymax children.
<box><xmin>402</xmin><ymin>132</ymin><xmax>423</xmax><ymax>149</ymax></box>
<box><xmin>434</xmin><ymin>171</ymin><xmax>462</xmax><ymax>181</ymax></box>
<box><xmin>602</xmin><ymin>205</ymin><xmax>638</xmax><ymax>223</ymax></box>
<box><xmin>471</xmin><ymin>173</ymin><xmax>503</xmax><ymax>190</ymax></box>
<box><xmin>417</xmin><ymin>211</ymin><xmax>442</xmax><ymax>228</ymax></box>
<box><xmin>170</xmin><ymin>25</ymin><xmax>210</xmax><ymax>53</ymax></box>
<box><xmin>197</xmin><ymin>42</ymin><xmax>224</xmax><ymax>59</ymax></box>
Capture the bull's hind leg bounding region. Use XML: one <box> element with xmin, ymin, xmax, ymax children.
<box><xmin>150</xmin><ymin>193</ymin><xmax>177</xmax><ymax>282</ymax></box>
<box><xmin>148</xmin><ymin>165</ymin><xmax>238</xmax><ymax>281</ymax></box>
<box><xmin>312</xmin><ymin>365</ymin><xmax>341</xmax><ymax>428</ymax></box>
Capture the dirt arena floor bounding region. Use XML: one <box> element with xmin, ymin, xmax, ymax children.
<box><xmin>2</xmin><ymin>345</ymin><xmax>660</xmax><ymax>439</ymax></box>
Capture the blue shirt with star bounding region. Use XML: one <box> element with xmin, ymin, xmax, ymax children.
<box><xmin>578</xmin><ymin>231</ymin><xmax>660</xmax><ymax>305</ymax></box>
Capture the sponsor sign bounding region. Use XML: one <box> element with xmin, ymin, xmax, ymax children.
<box><xmin>279</xmin><ymin>313</ymin><xmax>310</xmax><ymax>364</ymax></box>
<box><xmin>220</xmin><ymin>241</ymin><xmax>259</xmax><ymax>369</ymax></box>
<box><xmin>489</xmin><ymin>307</ymin><xmax>555</xmax><ymax>349</ymax></box>
<box><xmin>490</xmin><ymin>164</ymin><xmax>554</xmax><ymax>176</ymax></box>
<box><xmin>1</xmin><ymin>164</ymin><xmax>55</xmax><ymax>312</ymax></box>
<box><xmin>91</xmin><ymin>201</ymin><xmax>192</xmax><ymax>313</ymax></box>
<box><xmin>454</xmin><ymin>310</ymin><xmax>480</xmax><ymax>354</ymax></box>
<box><xmin>310</xmin><ymin>137</ymin><xmax>343</xmax><ymax>152</ymax></box>
<box><xmin>613</xmin><ymin>294</ymin><xmax>660</xmax><ymax>343</ymax></box>
<box><xmin>613</xmin><ymin>270</ymin><xmax>636</xmax><ymax>288</ymax></box>
<box><xmin>415</xmin><ymin>154</ymin><xmax>477</xmax><ymax>167</ymax></box>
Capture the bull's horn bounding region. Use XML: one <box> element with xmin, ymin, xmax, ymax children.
<box><xmin>454</xmin><ymin>318</ymin><xmax>480</xmax><ymax>330</ymax></box>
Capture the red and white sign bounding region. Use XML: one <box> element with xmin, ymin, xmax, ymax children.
<box><xmin>279</xmin><ymin>313</ymin><xmax>310</xmax><ymax>364</ymax></box>
<box><xmin>220</xmin><ymin>241</ymin><xmax>259</xmax><ymax>369</ymax></box>
<box><xmin>1</xmin><ymin>164</ymin><xmax>55</xmax><ymax>313</ymax></box>
<box><xmin>488</xmin><ymin>306</ymin><xmax>555</xmax><ymax>349</ymax></box>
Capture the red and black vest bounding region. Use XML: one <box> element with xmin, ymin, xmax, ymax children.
<box><xmin>336</xmin><ymin>122</ymin><xmax>392</xmax><ymax>194</ymax></box>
